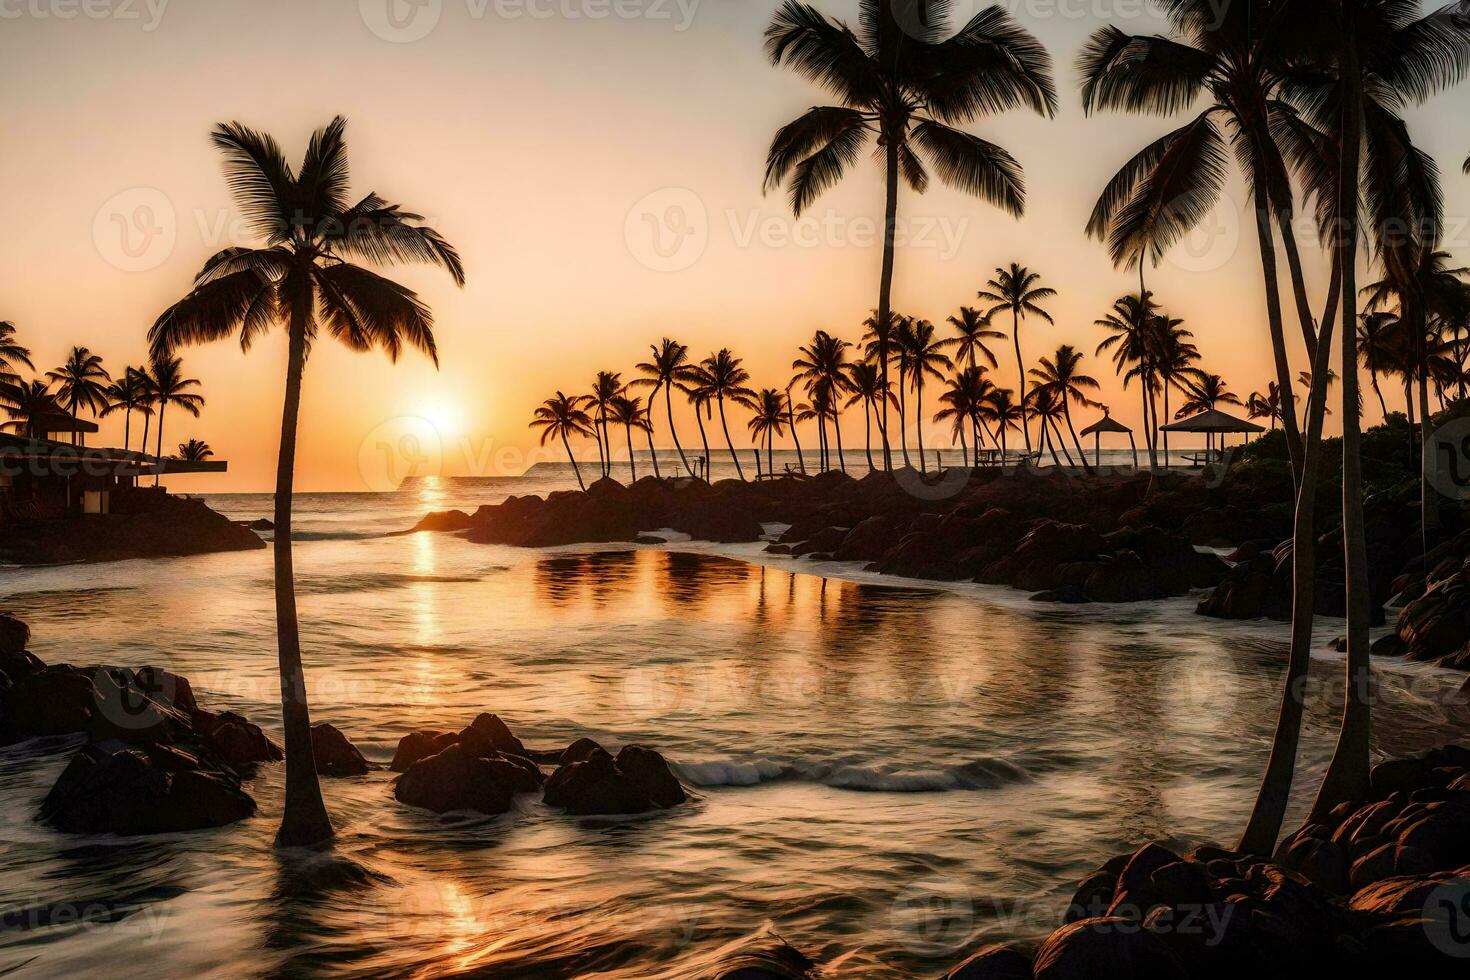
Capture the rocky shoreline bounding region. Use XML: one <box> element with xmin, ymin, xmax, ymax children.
<box><xmin>0</xmin><ymin>488</ymin><xmax>264</xmax><ymax>565</ymax></box>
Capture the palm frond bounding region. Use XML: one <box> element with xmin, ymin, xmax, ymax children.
<box><xmin>313</xmin><ymin>263</ymin><xmax>437</xmax><ymax>366</ymax></box>
<box><xmin>1077</xmin><ymin>26</ymin><xmax>1212</xmax><ymax>116</ymax></box>
<box><xmin>209</xmin><ymin>121</ymin><xmax>295</xmax><ymax>243</ymax></box>
<box><xmin>911</xmin><ymin>120</ymin><xmax>1024</xmax><ymax>215</ymax></box>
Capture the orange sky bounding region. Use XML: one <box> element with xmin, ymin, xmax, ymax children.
<box><xmin>2</xmin><ymin>1</ymin><xmax>1467</xmax><ymax>491</ymax></box>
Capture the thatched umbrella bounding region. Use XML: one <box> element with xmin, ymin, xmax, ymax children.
<box><xmin>1161</xmin><ymin>408</ymin><xmax>1264</xmax><ymax>462</ymax></box>
<box><xmin>1080</xmin><ymin>410</ymin><xmax>1136</xmax><ymax>469</ymax></box>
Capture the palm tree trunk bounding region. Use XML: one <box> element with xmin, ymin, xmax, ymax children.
<box><xmin>123</xmin><ymin>406</ymin><xmax>131</xmax><ymax>453</ymax></box>
<box><xmin>787</xmin><ymin>394</ymin><xmax>806</xmax><ymax>474</ymax></box>
<box><xmin>273</xmin><ymin>304</ymin><xmax>333</xmax><ymax>848</ymax></box>
<box><xmin>644</xmin><ymin>424</ymin><xmax>660</xmax><ymax>482</ymax></box>
<box><xmin>1142</xmin><ymin>384</ymin><xmax>1158</xmax><ymax>470</ymax></box>
<box><xmin>717</xmin><ymin>394</ymin><xmax>744</xmax><ymax>480</ymax></box>
<box><xmin>1041</xmin><ymin>417</ymin><xmax>1063</xmax><ymax>468</ymax></box>
<box><xmin>959</xmin><ymin>423</ymin><xmax>968</xmax><ymax>467</ymax></box>
<box><xmin>767</xmin><ymin>429</ymin><xmax>774</xmax><ymax>477</ymax></box>
<box><xmin>1251</xmin><ymin>152</ymin><xmax>1306</xmax><ymax>487</ymax></box>
<box><xmin>817</xmin><ymin>414</ymin><xmax>827</xmax><ymax>471</ymax></box>
<box><xmin>1276</xmin><ymin>207</ymin><xmax>1322</xmax><ymax>360</ymax></box>
<box><xmin>1162</xmin><ymin>385</ymin><xmax>1171</xmax><ymax>469</ymax></box>
<box><xmin>592</xmin><ymin>410</ymin><xmax>607</xmax><ymax>477</ymax></box>
<box><xmin>1370</xmin><ymin>369</ymin><xmax>1388</xmax><ymax>420</ymax></box>
<box><xmin>1011</xmin><ymin>309</ymin><xmax>1031</xmax><ymax>454</ymax></box>
<box><xmin>915</xmin><ymin>380</ymin><xmax>926</xmax><ymax>473</ymax></box>
<box><xmin>877</xmin><ymin>137</ymin><xmax>898</xmax><ymax>473</ymax></box>
<box><xmin>862</xmin><ymin>400</ymin><xmax>875</xmax><ymax>472</ymax></box>
<box><xmin>140</xmin><ymin>411</ymin><xmax>151</xmax><ymax>458</ymax></box>
<box><xmin>1051</xmin><ymin>420</ymin><xmax>1076</xmax><ymax>467</ymax></box>
<box><xmin>562</xmin><ymin>431</ymin><xmax>586</xmax><ymax>490</ymax></box>
<box><xmin>695</xmin><ymin>404</ymin><xmax>711</xmax><ymax>479</ymax></box>
<box><xmin>897</xmin><ymin>369</ymin><xmax>912</xmax><ymax>468</ymax></box>
<box><xmin>624</xmin><ymin>422</ymin><xmax>637</xmax><ymax>483</ymax></box>
<box><xmin>1062</xmin><ymin>398</ymin><xmax>1092</xmax><ymax>475</ymax></box>
<box><xmin>1420</xmin><ymin>367</ymin><xmax>1434</xmax><ymax>553</ymax></box>
<box><xmin>154</xmin><ymin>403</ymin><xmax>167</xmax><ymax>487</ymax></box>
<box><xmin>832</xmin><ymin>409</ymin><xmax>847</xmax><ymax>474</ymax></box>
<box><xmin>1314</xmin><ymin>47</ymin><xmax>1372</xmax><ymax>816</ymax></box>
<box><xmin>1238</xmin><ymin>281</ymin><xmax>1339</xmax><ymax>856</ymax></box>
<box><xmin>664</xmin><ymin>385</ymin><xmax>692</xmax><ymax>477</ymax></box>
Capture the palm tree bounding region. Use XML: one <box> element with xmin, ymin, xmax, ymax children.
<box><xmin>99</xmin><ymin>367</ymin><xmax>153</xmax><ymax>452</ymax></box>
<box><xmin>46</xmin><ymin>346</ymin><xmax>111</xmax><ymax>446</ymax></box>
<box><xmin>947</xmin><ymin>306</ymin><xmax>1004</xmax><ymax>372</ymax></box>
<box><xmin>747</xmin><ymin>388</ymin><xmax>788</xmax><ymax>477</ymax></box>
<box><xmin>1095</xmin><ymin>292</ymin><xmax>1162</xmax><ymax>469</ymax></box>
<box><xmin>982</xmin><ymin>386</ymin><xmax>1023</xmax><ymax>461</ymax></box>
<box><xmin>635</xmin><ymin>338</ymin><xmax>696</xmax><ymax>477</ymax></box>
<box><xmin>531</xmin><ymin>392</ymin><xmax>594</xmax><ymax>491</ymax></box>
<box><xmin>146</xmin><ymin>356</ymin><xmax>204</xmax><ymax>485</ymax></box>
<box><xmin>1153</xmin><ymin>316</ymin><xmax>1203</xmax><ymax>467</ymax></box>
<box><xmin>1247</xmin><ymin>384</ymin><xmax>1282</xmax><ymax>430</ymax></box>
<box><xmin>135</xmin><ymin>366</ymin><xmax>158</xmax><ymax>456</ymax></box>
<box><xmin>792</xmin><ymin>330</ymin><xmax>854</xmax><ymax>473</ymax></box>
<box><xmin>176</xmin><ymin>438</ymin><xmax>214</xmax><ymax>462</ymax></box>
<box><xmin>860</xmin><ymin>310</ymin><xmax>897</xmax><ymax>470</ymax></box>
<box><xmin>843</xmin><ymin>360</ymin><xmax>892</xmax><ymax>472</ymax></box>
<box><xmin>934</xmin><ymin>367</ymin><xmax>987</xmax><ymax>466</ymax></box>
<box><xmin>680</xmin><ymin>375</ymin><xmax>715</xmax><ymax>479</ymax></box>
<box><xmin>977</xmin><ymin>264</ymin><xmax>1055</xmax><ymax>454</ymax></box>
<box><xmin>588</xmin><ymin>371</ymin><xmax>623</xmax><ymax>479</ymax></box>
<box><xmin>1296</xmin><ymin>369</ymin><xmax>1337</xmax><ymax>421</ymax></box>
<box><xmin>764</xmin><ymin>1</ymin><xmax>1056</xmax><ymax>474</ymax></box>
<box><xmin>1</xmin><ymin>380</ymin><xmax>65</xmax><ymax>438</ymax></box>
<box><xmin>0</xmin><ymin>321</ymin><xmax>34</xmax><ymax>384</ymax></box>
<box><xmin>899</xmin><ymin>318</ymin><xmax>954</xmax><ymax>472</ymax></box>
<box><xmin>1025</xmin><ymin>385</ymin><xmax>1072</xmax><ymax>468</ymax></box>
<box><xmin>1356</xmin><ymin>312</ymin><xmax>1402</xmax><ymax>419</ymax></box>
<box><xmin>148</xmin><ymin>116</ymin><xmax>464</xmax><ymax>848</ymax></box>
<box><xmin>1029</xmin><ymin>344</ymin><xmax>1101</xmax><ymax>472</ymax></box>
<box><xmin>698</xmin><ymin>349</ymin><xmax>754</xmax><ymax>481</ymax></box>
<box><xmin>607</xmin><ymin>395</ymin><xmax>648</xmax><ymax>484</ymax></box>
<box><xmin>1176</xmin><ymin>373</ymin><xmax>1243</xmax><ymax>458</ymax></box>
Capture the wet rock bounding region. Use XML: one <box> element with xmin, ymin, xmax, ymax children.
<box><xmin>633</xmin><ymin>534</ymin><xmax>667</xmax><ymax>545</ymax></box>
<box><xmin>394</xmin><ymin>742</ymin><xmax>538</xmax><ymax>815</ymax></box>
<box><xmin>615</xmin><ymin>744</ymin><xmax>686</xmax><ymax>808</ymax></box>
<box><xmin>544</xmin><ymin>745</ymin><xmax>687</xmax><ymax>816</ymax></box>
<box><xmin>0</xmin><ymin>613</ymin><xmax>30</xmax><ymax>655</ymax></box>
<box><xmin>560</xmin><ymin>737</ymin><xmax>606</xmax><ymax>766</ymax></box>
<box><xmin>791</xmin><ymin>525</ymin><xmax>847</xmax><ymax>557</ymax></box>
<box><xmin>834</xmin><ymin>515</ymin><xmax>907</xmax><ymax>563</ymax></box>
<box><xmin>194</xmin><ymin>709</ymin><xmax>283</xmax><ymax>767</ymax></box>
<box><xmin>0</xmin><ymin>490</ymin><xmax>265</xmax><ymax>565</ymax></box>
<box><xmin>311</xmin><ymin>723</ymin><xmax>369</xmax><ymax>777</ymax></box>
<box><xmin>672</xmin><ymin>503</ymin><xmax>764</xmax><ymax>543</ymax></box>
<box><xmin>406</xmin><ymin>509</ymin><xmax>473</xmax><ymax>533</ymax></box>
<box><xmin>247</xmin><ymin>518</ymin><xmax>275</xmax><ymax>531</ymax></box>
<box><xmin>391</xmin><ymin>730</ymin><xmax>459</xmax><ymax>772</ymax></box>
<box><xmin>1031</xmin><ymin>917</ymin><xmax>1186</xmax><ymax>979</ymax></box>
<box><xmin>943</xmin><ymin>943</ymin><xmax>1033</xmax><ymax>980</ymax></box>
<box><xmin>1083</xmin><ymin>550</ymin><xmax>1163</xmax><ymax>603</ymax></box>
<box><xmin>4</xmin><ymin>665</ymin><xmax>98</xmax><ymax>739</ymax></box>
<box><xmin>713</xmin><ymin>941</ymin><xmax>816</xmax><ymax>979</ymax></box>
<box><xmin>40</xmin><ymin>742</ymin><xmax>255</xmax><ymax>835</ymax></box>
<box><xmin>458</xmin><ymin>713</ymin><xmax>527</xmax><ymax>759</ymax></box>
<box><xmin>1065</xmin><ymin>870</ymin><xmax>1117</xmax><ymax>923</ymax></box>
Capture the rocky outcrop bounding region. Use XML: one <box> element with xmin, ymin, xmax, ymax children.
<box><xmin>394</xmin><ymin>741</ymin><xmax>542</xmax><ymax>815</ymax></box>
<box><xmin>311</xmin><ymin>723</ymin><xmax>369</xmax><ymax>776</ymax></box>
<box><xmin>402</xmin><ymin>509</ymin><xmax>473</xmax><ymax>534</ymax></box>
<box><xmin>0</xmin><ymin>488</ymin><xmax>265</xmax><ymax>565</ymax></box>
<box><xmin>542</xmin><ymin>742</ymin><xmax>687</xmax><ymax>816</ymax></box>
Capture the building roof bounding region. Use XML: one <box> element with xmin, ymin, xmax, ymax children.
<box><xmin>1161</xmin><ymin>409</ymin><xmax>1265</xmax><ymax>434</ymax></box>
<box><xmin>0</xmin><ymin>432</ymin><xmax>226</xmax><ymax>476</ymax></box>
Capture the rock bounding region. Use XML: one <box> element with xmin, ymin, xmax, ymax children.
<box><xmin>458</xmin><ymin>713</ymin><xmax>527</xmax><ymax>759</ymax></box>
<box><xmin>1083</xmin><ymin>550</ymin><xmax>1164</xmax><ymax>603</ymax></box>
<box><xmin>0</xmin><ymin>613</ymin><xmax>30</xmax><ymax>655</ymax></box>
<box><xmin>1350</xmin><ymin>842</ymin><xmax>1399</xmax><ymax>890</ymax></box>
<box><xmin>673</xmin><ymin>504</ymin><xmax>764</xmax><ymax>543</ymax></box>
<box><xmin>194</xmin><ymin>709</ymin><xmax>283</xmax><ymax>767</ymax></box>
<box><xmin>247</xmin><ymin>518</ymin><xmax>275</xmax><ymax>530</ymax></box>
<box><xmin>407</xmin><ymin>509</ymin><xmax>473</xmax><ymax>533</ymax></box>
<box><xmin>1065</xmin><ymin>870</ymin><xmax>1118</xmax><ymax>923</ymax></box>
<box><xmin>391</xmin><ymin>730</ymin><xmax>458</xmax><ymax>772</ymax></box>
<box><xmin>943</xmin><ymin>943</ymin><xmax>1033</xmax><ymax>980</ymax></box>
<box><xmin>1350</xmin><ymin>871</ymin><xmax>1467</xmax><ymax>915</ymax></box>
<box><xmin>791</xmin><ymin>525</ymin><xmax>848</xmax><ymax>557</ymax></box>
<box><xmin>1277</xmin><ymin>836</ymin><xmax>1350</xmax><ymax>894</ymax></box>
<box><xmin>615</xmin><ymin>745</ymin><xmax>686</xmax><ymax>808</ymax></box>
<box><xmin>835</xmin><ymin>515</ymin><xmax>907</xmax><ymax>562</ymax></box>
<box><xmin>40</xmin><ymin>742</ymin><xmax>255</xmax><ymax>835</ymax></box>
<box><xmin>1032</xmin><ymin>917</ymin><xmax>1186</xmax><ymax>979</ymax></box>
<box><xmin>4</xmin><ymin>665</ymin><xmax>98</xmax><ymax>739</ymax></box>
<box><xmin>633</xmin><ymin>535</ymin><xmax>666</xmax><ymax>545</ymax></box>
<box><xmin>311</xmin><ymin>723</ymin><xmax>369</xmax><ymax>777</ymax></box>
<box><xmin>713</xmin><ymin>941</ymin><xmax>815</xmax><ymax>979</ymax></box>
<box><xmin>393</xmin><ymin>742</ymin><xmax>535</xmax><ymax>815</ymax></box>
<box><xmin>560</xmin><ymin>737</ymin><xmax>607</xmax><ymax>765</ymax></box>
<box><xmin>542</xmin><ymin>747</ymin><xmax>674</xmax><ymax>816</ymax></box>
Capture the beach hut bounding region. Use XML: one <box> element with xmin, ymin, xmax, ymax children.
<box><xmin>1079</xmin><ymin>411</ymin><xmax>1137</xmax><ymax>469</ymax></box>
<box><xmin>1161</xmin><ymin>408</ymin><xmax>1264</xmax><ymax>464</ymax></box>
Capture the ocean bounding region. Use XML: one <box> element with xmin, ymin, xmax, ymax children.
<box><xmin>1</xmin><ymin>464</ymin><xmax>1463</xmax><ymax>978</ymax></box>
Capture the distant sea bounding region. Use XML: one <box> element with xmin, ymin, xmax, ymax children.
<box><xmin>2</xmin><ymin>459</ymin><xmax>1460</xmax><ymax>979</ymax></box>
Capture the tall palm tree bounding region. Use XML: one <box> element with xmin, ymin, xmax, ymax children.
<box><xmin>1153</xmin><ymin>315</ymin><xmax>1204</xmax><ymax>467</ymax></box>
<box><xmin>899</xmin><ymin>318</ymin><xmax>954</xmax><ymax>472</ymax></box>
<box><xmin>135</xmin><ymin>366</ymin><xmax>158</xmax><ymax>456</ymax></box>
<box><xmin>1356</xmin><ymin>312</ymin><xmax>1403</xmax><ymax>419</ymax></box>
<box><xmin>0</xmin><ymin>321</ymin><xmax>34</xmax><ymax>385</ymax></box>
<box><xmin>792</xmin><ymin>330</ymin><xmax>854</xmax><ymax>473</ymax></box>
<box><xmin>747</xmin><ymin>388</ymin><xmax>788</xmax><ymax>477</ymax></box>
<box><xmin>947</xmin><ymin>306</ymin><xmax>1004</xmax><ymax>372</ymax></box>
<box><xmin>698</xmin><ymin>349</ymin><xmax>754</xmax><ymax>481</ymax></box>
<box><xmin>977</xmin><ymin>263</ymin><xmax>1055</xmax><ymax>454</ymax></box>
<box><xmin>99</xmin><ymin>367</ymin><xmax>153</xmax><ymax>452</ymax></box>
<box><xmin>1247</xmin><ymin>383</ymin><xmax>1282</xmax><ymax>430</ymax></box>
<box><xmin>531</xmin><ymin>392</ymin><xmax>594</xmax><ymax>491</ymax></box>
<box><xmin>764</xmin><ymin>0</ymin><xmax>1056</xmax><ymax>476</ymax></box>
<box><xmin>1029</xmin><ymin>344</ymin><xmax>1102</xmax><ymax>472</ymax></box>
<box><xmin>1025</xmin><ymin>385</ymin><xmax>1072</xmax><ymax>468</ymax></box>
<box><xmin>176</xmin><ymin>438</ymin><xmax>214</xmax><ymax>462</ymax></box>
<box><xmin>1176</xmin><ymin>373</ymin><xmax>1243</xmax><ymax>458</ymax></box>
<box><xmin>635</xmin><ymin>338</ymin><xmax>695</xmax><ymax>477</ymax></box>
<box><xmin>783</xmin><ymin>379</ymin><xmax>809</xmax><ymax>474</ymax></box>
<box><xmin>860</xmin><ymin>310</ymin><xmax>897</xmax><ymax>470</ymax></box>
<box><xmin>607</xmin><ymin>395</ymin><xmax>649</xmax><ymax>484</ymax></box>
<box><xmin>146</xmin><ymin>356</ymin><xmax>205</xmax><ymax>485</ymax></box>
<box><xmin>148</xmin><ymin>116</ymin><xmax>464</xmax><ymax>848</ymax></box>
<box><xmin>982</xmin><ymin>386</ymin><xmax>1023</xmax><ymax>461</ymax></box>
<box><xmin>1095</xmin><ymin>292</ymin><xmax>1163</xmax><ymax>469</ymax></box>
<box><xmin>46</xmin><ymin>346</ymin><xmax>111</xmax><ymax>446</ymax></box>
<box><xmin>680</xmin><ymin>376</ymin><xmax>715</xmax><ymax>479</ymax></box>
<box><xmin>843</xmin><ymin>360</ymin><xmax>892</xmax><ymax>472</ymax></box>
<box><xmin>934</xmin><ymin>367</ymin><xmax>988</xmax><ymax>466</ymax></box>
<box><xmin>588</xmin><ymin>371</ymin><xmax>623</xmax><ymax>479</ymax></box>
<box><xmin>1</xmin><ymin>380</ymin><xmax>65</xmax><ymax>438</ymax></box>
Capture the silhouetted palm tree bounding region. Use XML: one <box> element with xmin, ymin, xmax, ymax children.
<box><xmin>1025</xmin><ymin>385</ymin><xmax>1072</xmax><ymax>468</ymax></box>
<box><xmin>680</xmin><ymin>374</ymin><xmax>715</xmax><ymax>479</ymax></box>
<box><xmin>934</xmin><ymin>366</ymin><xmax>988</xmax><ymax>466</ymax></box>
<box><xmin>764</xmin><ymin>0</ymin><xmax>1055</xmax><ymax>476</ymax></box>
<box><xmin>176</xmin><ymin>438</ymin><xmax>214</xmax><ymax>462</ymax></box>
<box><xmin>635</xmin><ymin>338</ymin><xmax>695</xmax><ymax>477</ymax></box>
<box><xmin>860</xmin><ymin>309</ymin><xmax>897</xmax><ymax>470</ymax></box>
<box><xmin>146</xmin><ymin>355</ymin><xmax>204</xmax><ymax>485</ymax></box>
<box><xmin>531</xmin><ymin>392</ymin><xmax>594</xmax><ymax>490</ymax></box>
<box><xmin>1153</xmin><ymin>315</ymin><xmax>1203</xmax><ymax>468</ymax></box>
<box><xmin>1176</xmin><ymin>373</ymin><xmax>1243</xmax><ymax>458</ymax></box>
<box><xmin>1030</xmin><ymin>344</ymin><xmax>1101</xmax><ymax>472</ymax></box>
<box><xmin>947</xmin><ymin>306</ymin><xmax>1004</xmax><ymax>372</ymax></box>
<box><xmin>99</xmin><ymin>367</ymin><xmax>152</xmax><ymax>452</ymax></box>
<box><xmin>607</xmin><ymin>394</ymin><xmax>649</xmax><ymax>483</ymax></box>
<box><xmin>747</xmin><ymin>388</ymin><xmax>788</xmax><ymax>477</ymax></box>
<box><xmin>1095</xmin><ymin>292</ymin><xmax>1162</xmax><ymax>469</ymax></box>
<box><xmin>699</xmin><ymin>349</ymin><xmax>754</xmax><ymax>480</ymax></box>
<box><xmin>588</xmin><ymin>371</ymin><xmax>624</xmax><ymax>479</ymax></box>
<box><xmin>1356</xmin><ymin>312</ymin><xmax>1402</xmax><ymax>419</ymax></box>
<box><xmin>982</xmin><ymin>386</ymin><xmax>1023</xmax><ymax>460</ymax></box>
<box><xmin>1247</xmin><ymin>383</ymin><xmax>1281</xmax><ymax>431</ymax></box>
<box><xmin>46</xmin><ymin>346</ymin><xmax>110</xmax><ymax>446</ymax></box>
<box><xmin>978</xmin><ymin>264</ymin><xmax>1055</xmax><ymax>454</ymax></box>
<box><xmin>148</xmin><ymin>116</ymin><xmax>464</xmax><ymax>847</ymax></box>
<box><xmin>900</xmin><ymin>318</ymin><xmax>953</xmax><ymax>472</ymax></box>
<box><xmin>792</xmin><ymin>330</ymin><xmax>854</xmax><ymax>473</ymax></box>
<box><xmin>844</xmin><ymin>360</ymin><xmax>892</xmax><ymax>472</ymax></box>
<box><xmin>0</xmin><ymin>321</ymin><xmax>33</xmax><ymax>385</ymax></box>
<box><xmin>1</xmin><ymin>380</ymin><xmax>65</xmax><ymax>438</ymax></box>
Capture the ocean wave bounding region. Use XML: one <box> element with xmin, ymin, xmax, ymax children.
<box><xmin>672</xmin><ymin>755</ymin><xmax>1030</xmax><ymax>793</ymax></box>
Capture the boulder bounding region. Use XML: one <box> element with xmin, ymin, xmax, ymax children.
<box><xmin>1031</xmin><ymin>917</ymin><xmax>1186</xmax><ymax>979</ymax></box>
<box><xmin>40</xmin><ymin>742</ymin><xmax>255</xmax><ymax>835</ymax></box>
<box><xmin>391</xmin><ymin>730</ymin><xmax>459</xmax><ymax>772</ymax></box>
<box><xmin>193</xmin><ymin>709</ymin><xmax>283</xmax><ymax>767</ymax></box>
<box><xmin>944</xmin><ymin>943</ymin><xmax>1033</xmax><ymax>980</ymax></box>
<box><xmin>393</xmin><ymin>742</ymin><xmax>539</xmax><ymax>815</ymax></box>
<box><xmin>0</xmin><ymin>613</ymin><xmax>30</xmax><ymax>655</ymax></box>
<box><xmin>713</xmin><ymin>941</ymin><xmax>816</xmax><ymax>979</ymax></box>
<box><xmin>615</xmin><ymin>744</ymin><xmax>687</xmax><ymax>808</ymax></box>
<box><xmin>406</xmin><ymin>509</ymin><xmax>473</xmax><ymax>533</ymax></box>
<box><xmin>834</xmin><ymin>516</ymin><xmax>907</xmax><ymax>563</ymax></box>
<box><xmin>541</xmin><ymin>745</ymin><xmax>687</xmax><ymax>816</ymax></box>
<box><xmin>673</xmin><ymin>504</ymin><xmax>764</xmax><ymax>543</ymax></box>
<box><xmin>311</xmin><ymin>723</ymin><xmax>370</xmax><ymax>777</ymax></box>
<box><xmin>560</xmin><ymin>736</ymin><xmax>607</xmax><ymax>765</ymax></box>
<box><xmin>791</xmin><ymin>526</ymin><xmax>848</xmax><ymax>557</ymax></box>
<box><xmin>458</xmin><ymin>713</ymin><xmax>528</xmax><ymax>758</ymax></box>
